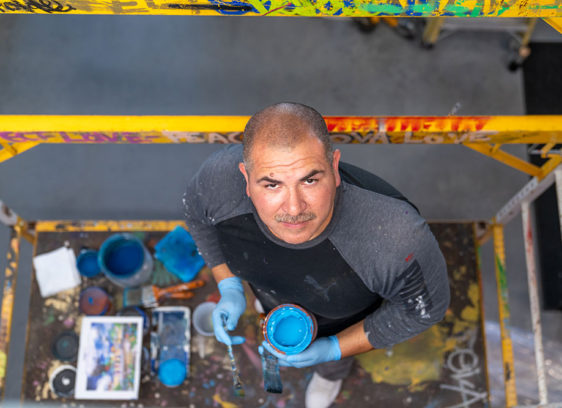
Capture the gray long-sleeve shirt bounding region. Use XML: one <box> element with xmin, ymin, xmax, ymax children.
<box><xmin>183</xmin><ymin>145</ymin><xmax>450</xmax><ymax>349</ymax></box>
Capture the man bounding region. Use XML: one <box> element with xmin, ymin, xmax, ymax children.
<box><xmin>183</xmin><ymin>102</ymin><xmax>449</xmax><ymax>408</ymax></box>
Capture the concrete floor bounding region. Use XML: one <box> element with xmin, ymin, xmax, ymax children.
<box><xmin>0</xmin><ymin>15</ymin><xmax>561</xmax><ymax>406</ymax></box>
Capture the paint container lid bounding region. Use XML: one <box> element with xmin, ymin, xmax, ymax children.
<box><xmin>49</xmin><ymin>365</ymin><xmax>76</xmax><ymax>398</ymax></box>
<box><xmin>76</xmin><ymin>249</ymin><xmax>101</xmax><ymax>278</ymax></box>
<box><xmin>263</xmin><ymin>304</ymin><xmax>318</xmax><ymax>356</ymax></box>
<box><xmin>79</xmin><ymin>287</ymin><xmax>111</xmax><ymax>316</ymax></box>
<box><xmin>52</xmin><ymin>331</ymin><xmax>79</xmax><ymax>362</ymax></box>
<box><xmin>158</xmin><ymin>359</ymin><xmax>187</xmax><ymax>387</ymax></box>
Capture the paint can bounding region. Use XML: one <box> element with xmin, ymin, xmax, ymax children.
<box><xmin>76</xmin><ymin>249</ymin><xmax>101</xmax><ymax>278</ymax></box>
<box><xmin>79</xmin><ymin>287</ymin><xmax>111</xmax><ymax>316</ymax></box>
<box><xmin>52</xmin><ymin>331</ymin><xmax>79</xmax><ymax>362</ymax></box>
<box><xmin>98</xmin><ymin>233</ymin><xmax>153</xmax><ymax>288</ymax></box>
<box><xmin>263</xmin><ymin>304</ymin><xmax>318</xmax><ymax>355</ymax></box>
<box><xmin>192</xmin><ymin>301</ymin><xmax>216</xmax><ymax>337</ymax></box>
<box><xmin>49</xmin><ymin>365</ymin><xmax>76</xmax><ymax>398</ymax></box>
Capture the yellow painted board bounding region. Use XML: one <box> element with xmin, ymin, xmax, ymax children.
<box><xmin>0</xmin><ymin>0</ymin><xmax>561</xmax><ymax>17</ymax></box>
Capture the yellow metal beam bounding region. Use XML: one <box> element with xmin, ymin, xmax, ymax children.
<box><xmin>422</xmin><ymin>17</ymin><xmax>445</xmax><ymax>45</ymax></box>
<box><xmin>0</xmin><ymin>0</ymin><xmax>560</xmax><ymax>17</ymax></box>
<box><xmin>0</xmin><ymin>141</ymin><xmax>38</xmax><ymax>164</ymax></box>
<box><xmin>540</xmin><ymin>142</ymin><xmax>556</xmax><ymax>158</ymax></box>
<box><xmin>492</xmin><ymin>224</ymin><xmax>518</xmax><ymax>407</ymax></box>
<box><xmin>0</xmin><ymin>226</ymin><xmax>22</xmax><ymax>398</ymax></box>
<box><xmin>464</xmin><ymin>143</ymin><xmax>543</xmax><ymax>177</ymax></box>
<box><xmin>0</xmin><ymin>115</ymin><xmax>561</xmax><ymax>147</ymax></box>
<box><xmin>544</xmin><ymin>17</ymin><xmax>562</xmax><ymax>34</ymax></box>
<box><xmin>538</xmin><ymin>155</ymin><xmax>562</xmax><ymax>180</ymax></box>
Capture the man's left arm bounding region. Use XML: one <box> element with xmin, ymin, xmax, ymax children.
<box><xmin>262</xmin><ymin>214</ymin><xmax>450</xmax><ymax>367</ymax></box>
<box><xmin>361</xmin><ymin>217</ymin><xmax>450</xmax><ymax>350</ymax></box>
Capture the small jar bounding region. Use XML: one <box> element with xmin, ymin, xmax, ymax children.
<box><xmin>262</xmin><ymin>304</ymin><xmax>318</xmax><ymax>355</ymax></box>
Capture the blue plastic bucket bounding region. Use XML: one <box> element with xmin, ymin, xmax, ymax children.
<box><xmin>263</xmin><ymin>304</ymin><xmax>318</xmax><ymax>355</ymax></box>
<box><xmin>98</xmin><ymin>233</ymin><xmax>153</xmax><ymax>288</ymax></box>
<box><xmin>76</xmin><ymin>249</ymin><xmax>101</xmax><ymax>278</ymax></box>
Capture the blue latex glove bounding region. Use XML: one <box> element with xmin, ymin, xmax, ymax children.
<box><xmin>259</xmin><ymin>336</ymin><xmax>342</xmax><ymax>368</ymax></box>
<box><xmin>212</xmin><ymin>277</ymin><xmax>246</xmax><ymax>345</ymax></box>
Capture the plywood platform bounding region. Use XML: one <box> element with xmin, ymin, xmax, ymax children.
<box><xmin>22</xmin><ymin>222</ymin><xmax>488</xmax><ymax>407</ymax></box>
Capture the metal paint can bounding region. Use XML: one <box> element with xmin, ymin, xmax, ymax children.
<box><xmin>79</xmin><ymin>287</ymin><xmax>111</xmax><ymax>316</ymax></box>
<box><xmin>263</xmin><ymin>304</ymin><xmax>318</xmax><ymax>355</ymax></box>
<box><xmin>98</xmin><ymin>233</ymin><xmax>153</xmax><ymax>288</ymax></box>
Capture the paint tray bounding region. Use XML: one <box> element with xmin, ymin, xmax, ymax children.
<box><xmin>150</xmin><ymin>306</ymin><xmax>191</xmax><ymax>387</ymax></box>
<box><xmin>154</xmin><ymin>226</ymin><xmax>205</xmax><ymax>282</ymax></box>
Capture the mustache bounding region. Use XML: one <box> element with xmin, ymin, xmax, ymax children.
<box><xmin>275</xmin><ymin>212</ymin><xmax>317</xmax><ymax>224</ymax></box>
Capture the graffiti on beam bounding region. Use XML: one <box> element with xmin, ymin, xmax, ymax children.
<box><xmin>168</xmin><ymin>0</ymin><xmax>256</xmax><ymax>14</ymax></box>
<box><xmin>440</xmin><ymin>329</ymin><xmax>488</xmax><ymax>408</ymax></box>
<box><xmin>0</xmin><ymin>130</ymin><xmax>494</xmax><ymax>145</ymax></box>
<box><xmin>162</xmin><ymin>131</ymin><xmax>243</xmax><ymax>143</ymax></box>
<box><xmin>0</xmin><ymin>0</ymin><xmax>560</xmax><ymax>16</ymax></box>
<box><xmin>325</xmin><ymin>116</ymin><xmax>491</xmax><ymax>133</ymax></box>
<box><xmin>0</xmin><ymin>132</ymin><xmax>162</xmax><ymax>144</ymax></box>
<box><xmin>0</xmin><ymin>0</ymin><xmax>74</xmax><ymax>13</ymax></box>
<box><xmin>330</xmin><ymin>131</ymin><xmax>493</xmax><ymax>144</ymax></box>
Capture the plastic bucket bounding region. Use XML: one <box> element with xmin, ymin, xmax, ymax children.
<box><xmin>98</xmin><ymin>233</ymin><xmax>153</xmax><ymax>288</ymax></box>
<box><xmin>192</xmin><ymin>302</ymin><xmax>216</xmax><ymax>337</ymax></box>
<box><xmin>263</xmin><ymin>304</ymin><xmax>317</xmax><ymax>355</ymax></box>
<box><xmin>76</xmin><ymin>249</ymin><xmax>101</xmax><ymax>278</ymax></box>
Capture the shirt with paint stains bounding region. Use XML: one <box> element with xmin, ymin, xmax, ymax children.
<box><xmin>183</xmin><ymin>145</ymin><xmax>450</xmax><ymax>348</ymax></box>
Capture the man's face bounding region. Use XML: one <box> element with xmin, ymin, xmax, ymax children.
<box><xmin>239</xmin><ymin>135</ymin><xmax>341</xmax><ymax>245</ymax></box>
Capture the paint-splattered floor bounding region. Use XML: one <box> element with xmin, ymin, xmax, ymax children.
<box><xmin>23</xmin><ymin>222</ymin><xmax>487</xmax><ymax>407</ymax></box>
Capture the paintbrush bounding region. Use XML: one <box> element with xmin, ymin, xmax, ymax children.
<box><xmin>123</xmin><ymin>280</ymin><xmax>205</xmax><ymax>308</ymax></box>
<box><xmin>261</xmin><ymin>347</ymin><xmax>283</xmax><ymax>393</ymax></box>
<box><xmin>259</xmin><ymin>315</ymin><xmax>282</xmax><ymax>393</ymax></box>
<box><xmin>223</xmin><ymin>317</ymin><xmax>245</xmax><ymax>397</ymax></box>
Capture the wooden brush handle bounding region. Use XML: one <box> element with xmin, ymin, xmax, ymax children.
<box><xmin>164</xmin><ymin>291</ymin><xmax>195</xmax><ymax>300</ymax></box>
<box><xmin>155</xmin><ymin>280</ymin><xmax>205</xmax><ymax>297</ymax></box>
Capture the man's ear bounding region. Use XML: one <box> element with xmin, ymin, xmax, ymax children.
<box><xmin>332</xmin><ymin>149</ymin><xmax>341</xmax><ymax>187</ymax></box>
<box><xmin>239</xmin><ymin>162</ymin><xmax>251</xmax><ymax>197</ymax></box>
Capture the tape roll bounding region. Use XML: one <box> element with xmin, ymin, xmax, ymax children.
<box><xmin>52</xmin><ymin>331</ymin><xmax>79</xmax><ymax>362</ymax></box>
<box><xmin>49</xmin><ymin>365</ymin><xmax>76</xmax><ymax>398</ymax></box>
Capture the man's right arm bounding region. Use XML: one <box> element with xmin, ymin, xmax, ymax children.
<box><xmin>183</xmin><ymin>147</ymin><xmax>248</xmax><ymax>344</ymax></box>
<box><xmin>211</xmin><ymin>263</ymin><xmax>237</xmax><ymax>283</ymax></box>
<box><xmin>183</xmin><ymin>145</ymin><xmax>247</xmax><ymax>269</ymax></box>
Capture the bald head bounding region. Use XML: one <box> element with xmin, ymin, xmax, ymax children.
<box><xmin>243</xmin><ymin>102</ymin><xmax>333</xmax><ymax>171</ymax></box>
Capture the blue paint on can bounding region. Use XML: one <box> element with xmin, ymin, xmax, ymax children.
<box><xmin>99</xmin><ymin>233</ymin><xmax>153</xmax><ymax>288</ymax></box>
<box><xmin>105</xmin><ymin>241</ymin><xmax>143</xmax><ymax>277</ymax></box>
<box><xmin>274</xmin><ymin>316</ymin><xmax>306</xmax><ymax>346</ymax></box>
<box><xmin>76</xmin><ymin>249</ymin><xmax>101</xmax><ymax>277</ymax></box>
<box><xmin>158</xmin><ymin>359</ymin><xmax>186</xmax><ymax>387</ymax></box>
<box><xmin>264</xmin><ymin>304</ymin><xmax>317</xmax><ymax>355</ymax></box>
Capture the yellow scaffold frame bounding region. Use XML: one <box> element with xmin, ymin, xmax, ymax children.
<box><xmin>1</xmin><ymin>114</ymin><xmax>562</xmax><ymax>407</ymax></box>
